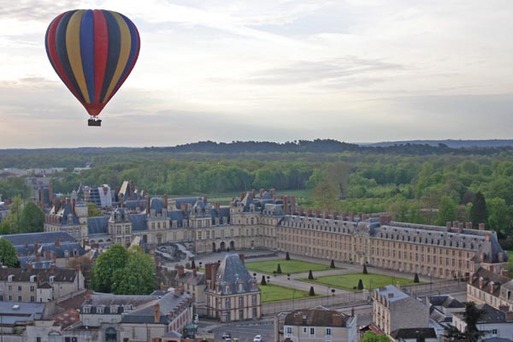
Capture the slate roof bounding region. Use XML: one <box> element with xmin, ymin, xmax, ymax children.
<box><xmin>0</xmin><ymin>302</ymin><xmax>46</xmax><ymax>325</ymax></box>
<box><xmin>130</xmin><ymin>213</ymin><xmax>147</xmax><ymax>231</ymax></box>
<box><xmin>0</xmin><ymin>231</ymin><xmax>75</xmax><ymax>246</ymax></box>
<box><xmin>390</xmin><ymin>328</ymin><xmax>437</xmax><ymax>339</ymax></box>
<box><xmin>87</xmin><ymin>216</ymin><xmax>109</xmax><ymax>235</ymax></box>
<box><xmin>0</xmin><ymin>267</ymin><xmax>78</xmax><ymax>283</ymax></box>
<box><xmin>120</xmin><ymin>291</ymin><xmax>193</xmax><ymax>324</ymax></box>
<box><xmin>375</xmin><ymin>285</ymin><xmax>409</xmax><ymax>302</ymax></box>
<box><xmin>215</xmin><ymin>254</ymin><xmax>258</xmax><ymax>294</ymax></box>
<box><xmin>284</xmin><ymin>307</ymin><xmax>353</xmax><ymax>327</ymax></box>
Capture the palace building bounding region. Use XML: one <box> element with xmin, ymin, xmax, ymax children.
<box><xmin>44</xmin><ymin>188</ymin><xmax>507</xmax><ymax>280</ymax></box>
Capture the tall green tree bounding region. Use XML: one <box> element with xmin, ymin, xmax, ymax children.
<box><xmin>1</xmin><ymin>196</ymin><xmax>24</xmax><ymax>234</ymax></box>
<box><xmin>112</xmin><ymin>246</ymin><xmax>156</xmax><ymax>295</ymax></box>
<box><xmin>470</xmin><ymin>191</ymin><xmax>488</xmax><ymax>228</ymax></box>
<box><xmin>18</xmin><ymin>202</ymin><xmax>45</xmax><ymax>233</ymax></box>
<box><xmin>437</xmin><ymin>196</ymin><xmax>457</xmax><ymax>226</ymax></box>
<box><xmin>0</xmin><ymin>239</ymin><xmax>19</xmax><ymax>267</ymax></box>
<box><xmin>92</xmin><ymin>244</ymin><xmax>130</xmax><ymax>293</ymax></box>
<box><xmin>361</xmin><ymin>331</ymin><xmax>391</xmax><ymax>342</ymax></box>
<box><xmin>487</xmin><ymin>197</ymin><xmax>512</xmax><ymax>234</ymax></box>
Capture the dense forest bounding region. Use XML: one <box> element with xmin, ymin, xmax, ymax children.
<box><xmin>2</xmin><ymin>140</ymin><xmax>513</xmax><ymax>237</ymax></box>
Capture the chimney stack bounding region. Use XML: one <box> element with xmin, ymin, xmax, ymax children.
<box><xmin>154</xmin><ymin>303</ymin><xmax>161</xmax><ymax>323</ymax></box>
<box><xmin>479</xmin><ymin>223</ymin><xmax>486</xmax><ymax>230</ymax></box>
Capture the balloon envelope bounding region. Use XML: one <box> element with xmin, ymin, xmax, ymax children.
<box><xmin>45</xmin><ymin>9</ymin><xmax>140</xmax><ymax>117</ymax></box>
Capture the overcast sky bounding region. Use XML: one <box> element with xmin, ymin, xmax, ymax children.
<box><xmin>1</xmin><ymin>0</ymin><xmax>512</xmax><ymax>148</ymax></box>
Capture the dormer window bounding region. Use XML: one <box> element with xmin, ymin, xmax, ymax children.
<box><xmin>30</xmin><ymin>275</ymin><xmax>37</xmax><ymax>283</ymax></box>
<box><xmin>97</xmin><ymin>305</ymin><xmax>104</xmax><ymax>314</ymax></box>
<box><xmin>82</xmin><ymin>305</ymin><xmax>91</xmax><ymax>314</ymax></box>
<box><xmin>49</xmin><ymin>276</ymin><xmax>55</xmax><ymax>284</ymax></box>
<box><xmin>8</xmin><ymin>275</ymin><xmax>14</xmax><ymax>282</ymax></box>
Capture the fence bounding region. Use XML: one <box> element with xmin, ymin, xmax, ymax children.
<box><xmin>262</xmin><ymin>278</ymin><xmax>468</xmax><ymax>315</ymax></box>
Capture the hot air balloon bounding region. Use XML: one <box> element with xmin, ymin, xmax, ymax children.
<box><xmin>45</xmin><ymin>9</ymin><xmax>140</xmax><ymax>126</ymax></box>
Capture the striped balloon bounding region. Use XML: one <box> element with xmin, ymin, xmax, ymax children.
<box><xmin>45</xmin><ymin>9</ymin><xmax>140</xmax><ymax>118</ymax></box>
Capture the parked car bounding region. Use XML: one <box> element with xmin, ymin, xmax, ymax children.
<box><xmin>253</xmin><ymin>335</ymin><xmax>263</xmax><ymax>342</ymax></box>
<box><xmin>222</xmin><ymin>332</ymin><xmax>231</xmax><ymax>340</ymax></box>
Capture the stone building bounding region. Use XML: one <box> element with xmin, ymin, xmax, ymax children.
<box><xmin>0</xmin><ymin>266</ymin><xmax>85</xmax><ymax>303</ymax></box>
<box><xmin>467</xmin><ymin>267</ymin><xmax>513</xmax><ymax>312</ymax></box>
<box><xmin>204</xmin><ymin>254</ymin><xmax>261</xmax><ymax>322</ymax></box>
<box><xmin>45</xmin><ymin>189</ymin><xmax>507</xmax><ymax>281</ymax></box>
<box><xmin>372</xmin><ymin>285</ymin><xmax>430</xmax><ymax>337</ymax></box>
<box><xmin>283</xmin><ymin>307</ymin><xmax>357</xmax><ymax>342</ymax></box>
<box><xmin>62</xmin><ymin>289</ymin><xmax>193</xmax><ymax>342</ymax></box>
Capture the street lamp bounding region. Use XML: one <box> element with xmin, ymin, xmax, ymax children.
<box><xmin>326</xmin><ymin>288</ymin><xmax>335</xmax><ymax>306</ymax></box>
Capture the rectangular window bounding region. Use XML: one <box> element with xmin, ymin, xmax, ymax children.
<box><xmin>286</xmin><ymin>327</ymin><xmax>292</xmax><ymax>334</ymax></box>
<box><xmin>326</xmin><ymin>328</ymin><xmax>331</xmax><ymax>335</ymax></box>
<box><xmin>310</xmin><ymin>328</ymin><xmax>315</xmax><ymax>335</ymax></box>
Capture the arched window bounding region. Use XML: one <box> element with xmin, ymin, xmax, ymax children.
<box><xmin>105</xmin><ymin>327</ymin><xmax>117</xmax><ymax>342</ymax></box>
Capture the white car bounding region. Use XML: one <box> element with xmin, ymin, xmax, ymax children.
<box><xmin>253</xmin><ymin>335</ymin><xmax>263</xmax><ymax>342</ymax></box>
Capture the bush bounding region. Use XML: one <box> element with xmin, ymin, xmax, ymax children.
<box><xmin>308</xmin><ymin>270</ymin><xmax>314</xmax><ymax>280</ymax></box>
<box><xmin>309</xmin><ymin>286</ymin><xmax>315</xmax><ymax>296</ymax></box>
<box><xmin>261</xmin><ymin>275</ymin><xmax>267</xmax><ymax>285</ymax></box>
<box><xmin>357</xmin><ymin>279</ymin><xmax>364</xmax><ymax>290</ymax></box>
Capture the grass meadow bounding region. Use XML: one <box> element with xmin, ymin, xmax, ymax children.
<box><xmin>245</xmin><ymin>259</ymin><xmax>333</xmax><ymax>275</ymax></box>
<box><xmin>300</xmin><ymin>272</ymin><xmax>420</xmax><ymax>291</ymax></box>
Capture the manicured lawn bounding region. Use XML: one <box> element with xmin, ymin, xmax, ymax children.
<box><xmin>259</xmin><ymin>284</ymin><xmax>313</xmax><ymax>303</ymax></box>
<box><xmin>300</xmin><ymin>273</ymin><xmax>419</xmax><ymax>291</ymax></box>
<box><xmin>507</xmin><ymin>250</ymin><xmax>513</xmax><ymax>260</ymax></box>
<box><xmin>246</xmin><ymin>259</ymin><xmax>333</xmax><ymax>275</ymax></box>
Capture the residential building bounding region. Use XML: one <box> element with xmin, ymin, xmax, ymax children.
<box><xmin>204</xmin><ymin>253</ymin><xmax>261</xmax><ymax>322</ymax></box>
<box><xmin>467</xmin><ymin>267</ymin><xmax>513</xmax><ymax>312</ymax></box>
<box><xmin>62</xmin><ymin>289</ymin><xmax>193</xmax><ymax>342</ymax></box>
<box><xmin>452</xmin><ymin>304</ymin><xmax>513</xmax><ymax>341</ymax></box>
<box><xmin>283</xmin><ymin>307</ymin><xmax>357</xmax><ymax>342</ymax></box>
<box><xmin>372</xmin><ymin>285</ymin><xmax>430</xmax><ymax>336</ymax></box>
<box><xmin>0</xmin><ymin>266</ymin><xmax>85</xmax><ymax>303</ymax></box>
<box><xmin>0</xmin><ymin>301</ymin><xmax>48</xmax><ymax>341</ymax></box>
<box><xmin>174</xmin><ymin>265</ymin><xmax>207</xmax><ymax>316</ymax></box>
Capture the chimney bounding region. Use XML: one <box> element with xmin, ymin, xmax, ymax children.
<box><xmin>163</xmin><ymin>195</ymin><xmax>168</xmax><ymax>209</ymax></box>
<box><xmin>154</xmin><ymin>303</ymin><xmax>161</xmax><ymax>323</ymax></box>
<box><xmin>72</xmin><ymin>198</ymin><xmax>76</xmax><ymax>212</ymax></box>
<box><xmin>489</xmin><ymin>281</ymin><xmax>495</xmax><ymax>294</ymax></box>
<box><xmin>466</xmin><ymin>222</ymin><xmax>472</xmax><ymax>229</ymax></box>
<box><xmin>446</xmin><ymin>221</ymin><xmax>452</xmax><ymax>232</ymax></box>
<box><xmin>479</xmin><ymin>223</ymin><xmax>486</xmax><ymax>230</ymax></box>
<box><xmin>290</xmin><ymin>196</ymin><xmax>296</xmax><ymax>214</ymax></box>
<box><xmin>506</xmin><ymin>311</ymin><xmax>513</xmax><ymax>322</ymax></box>
<box><xmin>146</xmin><ymin>195</ymin><xmax>151</xmax><ymax>214</ymax></box>
<box><xmin>55</xmin><ymin>239</ymin><xmax>60</xmax><ymax>247</ymax></box>
<box><xmin>479</xmin><ymin>276</ymin><xmax>484</xmax><ymax>289</ymax></box>
<box><xmin>27</xmin><ymin>262</ymin><xmax>33</xmax><ymax>272</ymax></box>
<box><xmin>259</xmin><ymin>188</ymin><xmax>264</xmax><ymax>198</ymax></box>
<box><xmin>458</xmin><ymin>222</ymin><xmax>464</xmax><ymax>230</ymax></box>
<box><xmin>469</xmin><ymin>272</ymin><xmax>474</xmax><ymax>284</ymax></box>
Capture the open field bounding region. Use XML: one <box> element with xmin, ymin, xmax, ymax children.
<box><xmin>259</xmin><ymin>284</ymin><xmax>313</xmax><ymax>303</ymax></box>
<box><xmin>300</xmin><ymin>273</ymin><xmax>420</xmax><ymax>291</ymax></box>
<box><xmin>245</xmin><ymin>259</ymin><xmax>334</xmax><ymax>275</ymax></box>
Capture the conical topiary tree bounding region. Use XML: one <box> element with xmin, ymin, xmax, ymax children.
<box><xmin>363</xmin><ymin>264</ymin><xmax>368</xmax><ymax>274</ymax></box>
<box><xmin>330</xmin><ymin>259</ymin><xmax>335</xmax><ymax>268</ymax></box>
<box><xmin>414</xmin><ymin>272</ymin><xmax>420</xmax><ymax>283</ymax></box>
<box><xmin>308</xmin><ymin>270</ymin><xmax>314</xmax><ymax>280</ymax></box>
<box><xmin>286</xmin><ymin>251</ymin><xmax>291</xmax><ymax>260</ymax></box>
<box><xmin>309</xmin><ymin>286</ymin><xmax>315</xmax><ymax>296</ymax></box>
<box><xmin>261</xmin><ymin>275</ymin><xmax>267</xmax><ymax>285</ymax></box>
<box><xmin>357</xmin><ymin>279</ymin><xmax>364</xmax><ymax>290</ymax></box>
<box><xmin>277</xmin><ymin>264</ymin><xmax>282</xmax><ymax>274</ymax></box>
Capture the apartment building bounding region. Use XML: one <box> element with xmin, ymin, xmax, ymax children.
<box><xmin>0</xmin><ymin>266</ymin><xmax>85</xmax><ymax>303</ymax></box>
<box><xmin>372</xmin><ymin>285</ymin><xmax>429</xmax><ymax>336</ymax></box>
<box><xmin>283</xmin><ymin>307</ymin><xmax>357</xmax><ymax>342</ymax></box>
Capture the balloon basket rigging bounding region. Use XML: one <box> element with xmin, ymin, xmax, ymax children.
<box><xmin>88</xmin><ymin>118</ymin><xmax>102</xmax><ymax>127</ymax></box>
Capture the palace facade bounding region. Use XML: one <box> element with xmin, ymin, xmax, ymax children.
<box><xmin>44</xmin><ymin>189</ymin><xmax>507</xmax><ymax>280</ymax></box>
